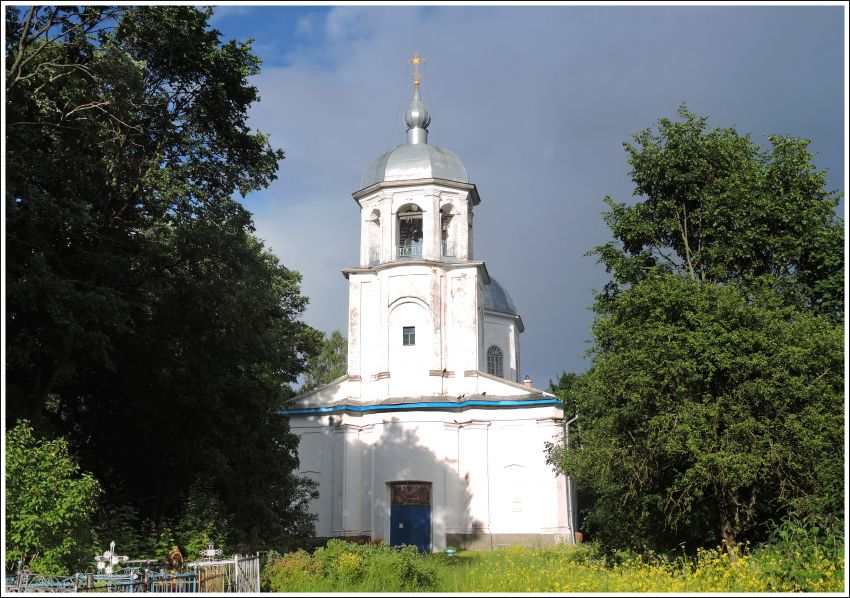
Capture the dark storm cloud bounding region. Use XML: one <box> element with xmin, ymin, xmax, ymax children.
<box><xmin>240</xmin><ymin>5</ymin><xmax>845</xmax><ymax>386</ymax></box>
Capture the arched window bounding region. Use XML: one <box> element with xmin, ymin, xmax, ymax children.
<box><xmin>440</xmin><ymin>204</ymin><xmax>454</xmax><ymax>258</ymax></box>
<box><xmin>487</xmin><ymin>345</ymin><xmax>504</xmax><ymax>378</ymax></box>
<box><xmin>368</xmin><ymin>209</ymin><xmax>381</xmax><ymax>265</ymax></box>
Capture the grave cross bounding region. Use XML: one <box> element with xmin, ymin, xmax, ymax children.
<box><xmin>95</xmin><ymin>541</ymin><xmax>128</xmax><ymax>575</ymax></box>
<box><xmin>200</xmin><ymin>541</ymin><xmax>222</xmax><ymax>561</ymax></box>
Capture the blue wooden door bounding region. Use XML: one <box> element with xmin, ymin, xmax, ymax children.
<box><xmin>390</xmin><ymin>504</ymin><xmax>431</xmax><ymax>552</ymax></box>
<box><xmin>389</xmin><ymin>483</ymin><xmax>431</xmax><ymax>552</ymax></box>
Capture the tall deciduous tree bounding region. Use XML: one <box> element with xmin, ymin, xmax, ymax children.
<box><xmin>549</xmin><ymin>107</ymin><xmax>844</xmax><ymax>554</ymax></box>
<box><xmin>301</xmin><ymin>330</ymin><xmax>348</xmax><ymax>393</ymax></box>
<box><xmin>6</xmin><ymin>6</ymin><xmax>320</xmax><ymax>553</ymax></box>
<box><xmin>595</xmin><ymin>105</ymin><xmax>843</xmax><ymax>319</ymax></box>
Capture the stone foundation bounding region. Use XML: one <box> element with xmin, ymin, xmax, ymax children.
<box><xmin>293</xmin><ymin>535</ymin><xmax>373</xmax><ymax>551</ymax></box>
<box><xmin>445</xmin><ymin>532</ymin><xmax>574</xmax><ymax>551</ymax></box>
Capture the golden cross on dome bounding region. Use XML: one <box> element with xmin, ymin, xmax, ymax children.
<box><xmin>408</xmin><ymin>51</ymin><xmax>425</xmax><ymax>87</ymax></box>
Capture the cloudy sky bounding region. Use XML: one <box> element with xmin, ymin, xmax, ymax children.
<box><xmin>210</xmin><ymin>3</ymin><xmax>846</xmax><ymax>387</ymax></box>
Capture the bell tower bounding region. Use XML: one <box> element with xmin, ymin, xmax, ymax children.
<box><xmin>343</xmin><ymin>58</ymin><xmax>492</xmax><ymax>400</ymax></box>
<box><xmin>356</xmin><ymin>66</ymin><xmax>476</xmax><ymax>269</ymax></box>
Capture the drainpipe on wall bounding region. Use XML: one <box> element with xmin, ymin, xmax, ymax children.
<box><xmin>563</xmin><ymin>413</ymin><xmax>579</xmax><ymax>545</ymax></box>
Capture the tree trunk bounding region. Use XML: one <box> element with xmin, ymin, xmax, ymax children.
<box><xmin>717</xmin><ymin>498</ymin><xmax>738</xmax><ymax>559</ymax></box>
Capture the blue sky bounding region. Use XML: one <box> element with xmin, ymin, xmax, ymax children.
<box><xmin>209</xmin><ymin>3</ymin><xmax>846</xmax><ymax>387</ymax></box>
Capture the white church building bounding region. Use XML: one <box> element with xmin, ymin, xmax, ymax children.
<box><xmin>284</xmin><ymin>61</ymin><xmax>574</xmax><ymax>552</ymax></box>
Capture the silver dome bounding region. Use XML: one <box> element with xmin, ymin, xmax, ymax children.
<box><xmin>360</xmin><ymin>143</ymin><xmax>468</xmax><ymax>189</ymax></box>
<box><xmin>359</xmin><ymin>82</ymin><xmax>469</xmax><ymax>190</ymax></box>
<box><xmin>483</xmin><ymin>278</ymin><xmax>519</xmax><ymax>315</ymax></box>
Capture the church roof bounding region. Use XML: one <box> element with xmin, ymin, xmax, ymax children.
<box><xmin>359</xmin><ymin>80</ymin><xmax>468</xmax><ymax>190</ymax></box>
<box><xmin>483</xmin><ymin>277</ymin><xmax>519</xmax><ymax>316</ymax></box>
<box><xmin>281</xmin><ymin>395</ymin><xmax>560</xmax><ymax>416</ymax></box>
<box><xmin>361</xmin><ymin>144</ymin><xmax>468</xmax><ymax>189</ymax></box>
<box><xmin>284</xmin><ymin>369</ymin><xmax>558</xmax><ymax>413</ymax></box>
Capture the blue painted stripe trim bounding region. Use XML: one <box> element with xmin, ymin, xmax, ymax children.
<box><xmin>279</xmin><ymin>398</ymin><xmax>561</xmax><ymax>416</ymax></box>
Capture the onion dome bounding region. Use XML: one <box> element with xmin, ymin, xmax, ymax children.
<box><xmin>360</xmin><ymin>83</ymin><xmax>468</xmax><ymax>189</ymax></box>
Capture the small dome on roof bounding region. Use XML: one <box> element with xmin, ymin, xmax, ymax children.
<box><xmin>483</xmin><ymin>278</ymin><xmax>518</xmax><ymax>316</ymax></box>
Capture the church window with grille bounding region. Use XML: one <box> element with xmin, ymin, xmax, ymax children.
<box><xmin>487</xmin><ymin>345</ymin><xmax>504</xmax><ymax>377</ymax></box>
<box><xmin>403</xmin><ymin>326</ymin><xmax>416</xmax><ymax>346</ymax></box>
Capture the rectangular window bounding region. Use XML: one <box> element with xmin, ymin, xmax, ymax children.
<box><xmin>402</xmin><ymin>326</ymin><xmax>416</xmax><ymax>346</ymax></box>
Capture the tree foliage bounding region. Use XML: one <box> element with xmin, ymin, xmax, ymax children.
<box><xmin>6</xmin><ymin>5</ymin><xmax>320</xmax><ymax>556</ymax></box>
<box><xmin>301</xmin><ymin>330</ymin><xmax>348</xmax><ymax>393</ymax></box>
<box><xmin>549</xmin><ymin>107</ymin><xmax>844</xmax><ymax>553</ymax></box>
<box><xmin>555</xmin><ymin>277</ymin><xmax>843</xmax><ymax>551</ymax></box>
<box><xmin>5</xmin><ymin>421</ymin><xmax>102</xmax><ymax>574</ymax></box>
<box><xmin>549</xmin><ymin>371</ymin><xmax>580</xmax><ymax>420</ymax></box>
<box><xmin>595</xmin><ymin>105</ymin><xmax>843</xmax><ymax>319</ymax></box>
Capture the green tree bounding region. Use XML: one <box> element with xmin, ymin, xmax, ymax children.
<box><xmin>301</xmin><ymin>330</ymin><xmax>348</xmax><ymax>393</ymax></box>
<box><xmin>548</xmin><ymin>371</ymin><xmax>580</xmax><ymax>420</ymax></box>
<box><xmin>549</xmin><ymin>107</ymin><xmax>844</xmax><ymax>554</ymax></box>
<box><xmin>554</xmin><ymin>276</ymin><xmax>843</xmax><ymax>552</ymax></box>
<box><xmin>173</xmin><ymin>479</ymin><xmax>231</xmax><ymax>559</ymax></box>
<box><xmin>6</xmin><ymin>6</ymin><xmax>319</xmax><ymax>551</ymax></box>
<box><xmin>5</xmin><ymin>421</ymin><xmax>102</xmax><ymax>574</ymax></box>
<box><xmin>595</xmin><ymin>104</ymin><xmax>843</xmax><ymax>318</ymax></box>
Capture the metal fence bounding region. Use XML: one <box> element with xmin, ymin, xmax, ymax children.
<box><xmin>369</xmin><ymin>246</ymin><xmax>381</xmax><ymax>265</ymax></box>
<box><xmin>4</xmin><ymin>571</ymin><xmax>80</xmax><ymax>593</ymax></box>
<box><xmin>188</xmin><ymin>554</ymin><xmax>260</xmax><ymax>593</ymax></box>
<box><xmin>76</xmin><ymin>572</ymin><xmax>145</xmax><ymax>593</ymax></box>
<box><xmin>147</xmin><ymin>571</ymin><xmax>199</xmax><ymax>593</ymax></box>
<box><xmin>4</xmin><ymin>555</ymin><xmax>261</xmax><ymax>594</ymax></box>
<box><xmin>441</xmin><ymin>240</ymin><xmax>456</xmax><ymax>258</ymax></box>
<box><xmin>397</xmin><ymin>243</ymin><xmax>422</xmax><ymax>258</ymax></box>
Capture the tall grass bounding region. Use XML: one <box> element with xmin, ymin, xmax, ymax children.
<box><xmin>262</xmin><ymin>539</ymin><xmax>438</xmax><ymax>592</ymax></box>
<box><xmin>438</xmin><ymin>542</ymin><xmax>843</xmax><ymax>593</ymax></box>
<box><xmin>262</xmin><ymin>537</ymin><xmax>845</xmax><ymax>593</ymax></box>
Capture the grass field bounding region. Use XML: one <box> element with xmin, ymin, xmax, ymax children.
<box><xmin>262</xmin><ymin>537</ymin><xmax>845</xmax><ymax>593</ymax></box>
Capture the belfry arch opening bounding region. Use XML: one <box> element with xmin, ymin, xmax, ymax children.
<box><xmin>397</xmin><ymin>204</ymin><xmax>423</xmax><ymax>259</ymax></box>
<box><xmin>440</xmin><ymin>204</ymin><xmax>455</xmax><ymax>258</ymax></box>
<box><xmin>368</xmin><ymin>209</ymin><xmax>381</xmax><ymax>265</ymax></box>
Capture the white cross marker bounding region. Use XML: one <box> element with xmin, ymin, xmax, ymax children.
<box><xmin>95</xmin><ymin>541</ymin><xmax>128</xmax><ymax>575</ymax></box>
<box><xmin>200</xmin><ymin>541</ymin><xmax>222</xmax><ymax>561</ymax></box>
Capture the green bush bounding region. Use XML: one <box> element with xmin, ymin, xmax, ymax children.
<box><xmin>748</xmin><ymin>515</ymin><xmax>845</xmax><ymax>591</ymax></box>
<box><xmin>262</xmin><ymin>539</ymin><xmax>437</xmax><ymax>592</ymax></box>
<box><xmin>262</xmin><ymin>548</ymin><xmax>321</xmax><ymax>591</ymax></box>
<box><xmin>5</xmin><ymin>421</ymin><xmax>102</xmax><ymax>574</ymax></box>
